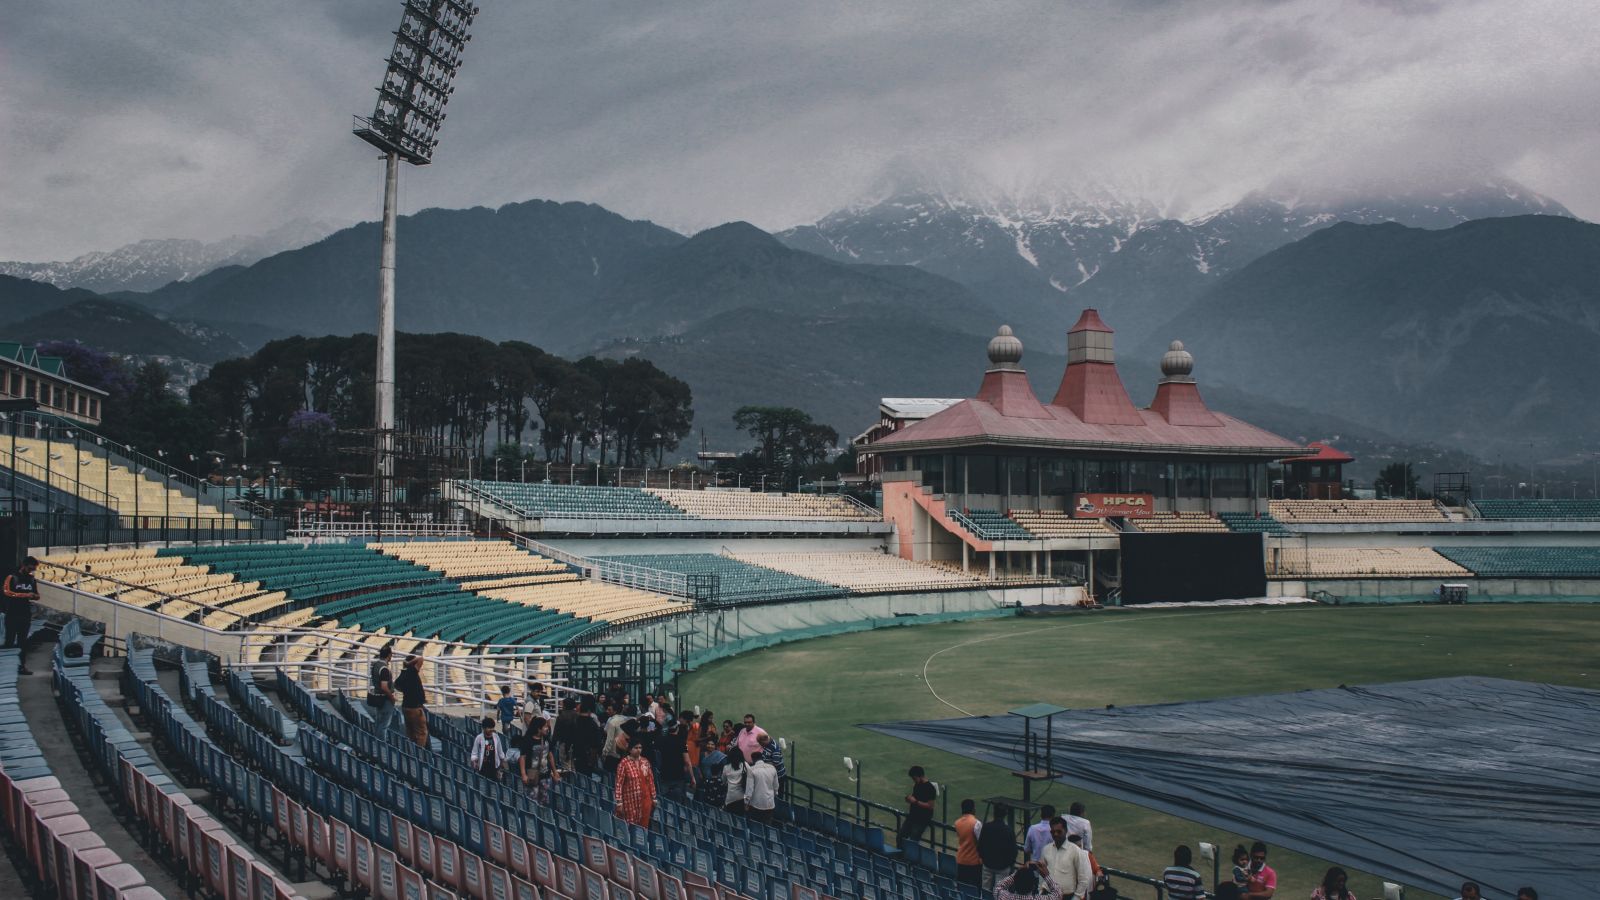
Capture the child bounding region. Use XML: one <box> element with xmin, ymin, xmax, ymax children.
<box><xmin>495</xmin><ymin>685</ymin><xmax>520</xmax><ymax>730</ymax></box>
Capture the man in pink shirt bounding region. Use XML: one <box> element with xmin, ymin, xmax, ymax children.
<box><xmin>735</xmin><ymin>713</ymin><xmax>767</xmax><ymax>761</ymax></box>
<box><xmin>1242</xmin><ymin>841</ymin><xmax>1277</xmax><ymax>899</ymax></box>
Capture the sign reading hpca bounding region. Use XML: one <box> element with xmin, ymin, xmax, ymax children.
<box><xmin>1072</xmin><ymin>492</ymin><xmax>1156</xmax><ymax>519</ymax></box>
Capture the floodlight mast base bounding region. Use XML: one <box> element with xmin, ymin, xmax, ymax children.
<box><xmin>374</xmin><ymin>149</ymin><xmax>400</xmax><ymax>536</ymax></box>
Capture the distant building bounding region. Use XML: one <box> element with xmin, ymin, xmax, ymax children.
<box><xmin>0</xmin><ymin>342</ymin><xmax>108</xmax><ymax>425</ymax></box>
<box><xmin>1280</xmin><ymin>441</ymin><xmax>1353</xmax><ymax>500</ymax></box>
<box><xmin>852</xmin><ymin>398</ymin><xmax>962</xmax><ymax>479</ymax></box>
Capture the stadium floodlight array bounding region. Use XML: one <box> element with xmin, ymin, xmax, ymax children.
<box><xmin>354</xmin><ymin>0</ymin><xmax>480</xmax><ymax>165</ymax></box>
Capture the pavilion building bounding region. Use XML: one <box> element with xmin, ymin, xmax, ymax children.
<box><xmin>861</xmin><ymin>310</ymin><xmax>1308</xmax><ymax>578</ymax></box>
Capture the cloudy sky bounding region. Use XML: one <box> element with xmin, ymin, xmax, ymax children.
<box><xmin>3</xmin><ymin>0</ymin><xmax>1597</xmax><ymax>260</ymax></box>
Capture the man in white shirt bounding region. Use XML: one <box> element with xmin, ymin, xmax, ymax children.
<box><xmin>1062</xmin><ymin>801</ymin><xmax>1094</xmax><ymax>852</ymax></box>
<box><xmin>1023</xmin><ymin>804</ymin><xmax>1057</xmax><ymax>861</ymax></box>
<box><xmin>743</xmin><ymin>755</ymin><xmax>778</xmax><ymax>825</ymax></box>
<box><xmin>1036</xmin><ymin>817</ymin><xmax>1093</xmax><ymax>900</ymax></box>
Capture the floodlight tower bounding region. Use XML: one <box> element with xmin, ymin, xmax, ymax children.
<box><xmin>353</xmin><ymin>0</ymin><xmax>479</xmax><ymax>527</ymax></box>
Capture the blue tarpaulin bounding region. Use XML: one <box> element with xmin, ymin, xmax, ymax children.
<box><xmin>865</xmin><ymin>677</ymin><xmax>1598</xmax><ymax>898</ymax></box>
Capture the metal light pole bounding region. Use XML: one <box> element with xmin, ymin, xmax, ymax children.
<box><xmin>354</xmin><ymin>0</ymin><xmax>481</xmax><ymax>532</ymax></box>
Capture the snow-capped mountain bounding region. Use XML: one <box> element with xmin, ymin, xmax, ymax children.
<box><xmin>780</xmin><ymin>175</ymin><xmax>1574</xmax><ymax>347</ymax></box>
<box><xmin>0</xmin><ymin>218</ymin><xmax>345</xmax><ymax>294</ymax></box>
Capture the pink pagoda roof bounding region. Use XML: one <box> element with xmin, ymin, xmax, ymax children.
<box><xmin>873</xmin><ymin>316</ymin><xmax>1303</xmax><ymax>457</ymax></box>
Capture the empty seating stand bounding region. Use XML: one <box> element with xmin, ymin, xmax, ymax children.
<box><xmin>1219</xmin><ymin>511</ymin><xmax>1292</xmax><ymax>536</ymax></box>
<box><xmin>598</xmin><ymin>553</ymin><xmax>846</xmax><ymax>605</ymax></box>
<box><xmin>951</xmin><ymin>509</ymin><xmax>1035</xmax><ymax>540</ymax></box>
<box><xmin>731</xmin><ymin>551</ymin><xmax>1001</xmax><ymax>593</ymax></box>
<box><xmin>467</xmin><ymin>481</ymin><xmax>688</xmax><ymax>519</ymax></box>
<box><xmin>1269</xmin><ymin>547</ymin><xmax>1471</xmax><ymax>578</ymax></box>
<box><xmin>1434</xmin><ymin>546</ymin><xmax>1600</xmax><ymax>578</ymax></box>
<box><xmin>647</xmin><ymin>488</ymin><xmax>879</xmax><ymax>521</ymax></box>
<box><xmin>1269</xmin><ymin>500</ymin><xmax>1449</xmax><ymax>524</ymax></box>
<box><xmin>1133</xmin><ymin>511</ymin><xmax>1230</xmax><ymax>533</ymax></box>
<box><xmin>1008</xmin><ymin>509</ymin><xmax>1117</xmax><ymax>538</ymax></box>
<box><xmin>1472</xmin><ymin>499</ymin><xmax>1600</xmax><ymax>520</ymax></box>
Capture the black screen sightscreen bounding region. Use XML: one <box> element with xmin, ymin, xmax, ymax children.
<box><xmin>1120</xmin><ymin>532</ymin><xmax>1266</xmax><ymax>603</ymax></box>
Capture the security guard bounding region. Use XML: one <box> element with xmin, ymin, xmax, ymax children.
<box><xmin>2</xmin><ymin>555</ymin><xmax>40</xmax><ymax>673</ymax></box>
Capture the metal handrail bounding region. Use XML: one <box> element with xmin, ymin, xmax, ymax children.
<box><xmin>508</xmin><ymin>532</ymin><xmax>693</xmax><ymax>599</ymax></box>
<box><xmin>6</xmin><ymin>411</ymin><xmax>212</xmax><ymax>498</ymax></box>
<box><xmin>289</xmin><ymin>520</ymin><xmax>472</xmax><ymax>539</ymax></box>
<box><xmin>949</xmin><ymin>509</ymin><xmax>1037</xmax><ymax>542</ymax></box>
<box><xmin>1</xmin><ymin>448</ymin><xmax>122</xmax><ymax>511</ymax></box>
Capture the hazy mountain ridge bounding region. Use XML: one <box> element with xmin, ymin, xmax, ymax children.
<box><xmin>782</xmin><ymin>176</ymin><xmax>1575</xmax><ymax>348</ymax></box>
<box><xmin>1145</xmin><ymin>215</ymin><xmax>1600</xmax><ymax>457</ymax></box>
<box><xmin>0</xmin><ymin>218</ymin><xmax>344</xmax><ymax>294</ymax></box>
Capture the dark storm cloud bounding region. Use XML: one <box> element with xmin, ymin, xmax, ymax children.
<box><xmin>2</xmin><ymin>0</ymin><xmax>1596</xmax><ymax>260</ymax></box>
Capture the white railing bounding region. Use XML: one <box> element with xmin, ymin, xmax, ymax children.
<box><xmin>38</xmin><ymin>577</ymin><xmax>585</xmax><ymax>711</ymax></box>
<box><xmin>507</xmin><ymin>532</ymin><xmax>694</xmax><ymax>599</ymax></box>
<box><xmin>288</xmin><ymin>518</ymin><xmax>472</xmax><ymax>540</ymax></box>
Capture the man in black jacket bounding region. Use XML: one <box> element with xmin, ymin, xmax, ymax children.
<box><xmin>978</xmin><ymin>803</ymin><xmax>1019</xmax><ymax>894</ymax></box>
<box><xmin>2</xmin><ymin>556</ymin><xmax>40</xmax><ymax>673</ymax></box>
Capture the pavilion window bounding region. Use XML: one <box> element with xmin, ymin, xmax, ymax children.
<box><xmin>1085</xmin><ymin>459</ymin><xmax>1121</xmax><ymax>492</ymax></box>
<box><xmin>967</xmin><ymin>454</ymin><xmax>999</xmax><ymax>496</ymax></box>
<box><xmin>1212</xmin><ymin>462</ymin><xmax>1249</xmax><ymax>498</ymax></box>
<box><xmin>1177</xmin><ymin>462</ymin><xmax>1206</xmax><ymax>497</ymax></box>
<box><xmin>1127</xmin><ymin>460</ymin><xmax>1163</xmax><ymax>495</ymax></box>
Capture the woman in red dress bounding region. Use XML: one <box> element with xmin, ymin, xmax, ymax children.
<box><xmin>613</xmin><ymin>742</ymin><xmax>656</xmax><ymax>829</ymax></box>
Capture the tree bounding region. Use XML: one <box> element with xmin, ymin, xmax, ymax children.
<box><xmin>732</xmin><ymin>406</ymin><xmax>839</xmax><ymax>480</ymax></box>
<box><xmin>1374</xmin><ymin>461</ymin><xmax>1422</xmax><ymax>499</ymax></box>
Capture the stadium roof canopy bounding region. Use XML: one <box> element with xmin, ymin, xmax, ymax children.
<box><xmin>869</xmin><ymin>311</ymin><xmax>1305</xmax><ymax>458</ymax></box>
<box><xmin>1289</xmin><ymin>440</ymin><xmax>1355</xmax><ymax>464</ymax></box>
<box><xmin>865</xmin><ymin>677</ymin><xmax>1598</xmax><ymax>898</ymax></box>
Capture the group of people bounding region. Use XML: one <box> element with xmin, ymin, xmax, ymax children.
<box><xmin>947</xmin><ymin>798</ymin><xmax>1103</xmax><ymax>898</ymax></box>
<box><xmin>1160</xmin><ymin>842</ymin><xmax>1542</xmax><ymax>900</ymax></box>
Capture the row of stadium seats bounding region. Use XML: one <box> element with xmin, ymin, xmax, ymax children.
<box><xmin>1270</xmin><ymin>547</ymin><xmax>1470</xmax><ymax>578</ymax></box>
<box><xmin>646</xmin><ymin>488</ymin><xmax>878</xmax><ymax>521</ymax></box>
<box><xmin>597</xmin><ymin>553</ymin><xmax>845</xmax><ymax>605</ymax></box>
<box><xmin>269</xmin><ymin>670</ymin><xmax>980</xmax><ymax>900</ymax></box>
<box><xmin>1471</xmin><ymin>499</ymin><xmax>1600</xmax><ymax>520</ymax></box>
<box><xmin>952</xmin><ymin>509</ymin><xmax>1035</xmax><ymax>540</ymax></box>
<box><xmin>1269</xmin><ymin>499</ymin><xmax>1449</xmax><ymax>523</ymax></box>
<box><xmin>466</xmin><ymin>481</ymin><xmax>688</xmax><ymax>519</ymax></box>
<box><xmin>729</xmin><ymin>551</ymin><xmax>1004</xmax><ymax>592</ymax></box>
<box><xmin>465</xmin><ymin>479</ymin><xmax>884</xmax><ymax>522</ymax></box>
<box><xmin>46</xmin><ymin>633</ymin><xmax>309</xmax><ymax>899</ymax></box>
<box><xmin>1434</xmin><ymin>546</ymin><xmax>1600</xmax><ymax>578</ymax></box>
<box><xmin>1130</xmin><ymin>511</ymin><xmax>1230</xmax><ymax>533</ymax></box>
<box><xmin>0</xmin><ymin>434</ymin><xmax>249</xmax><ymax>525</ymax></box>
<box><xmin>1006</xmin><ymin>509</ymin><xmax>1117</xmax><ymax>539</ymax></box>
<box><xmin>1218</xmin><ymin>511</ymin><xmax>1292</xmax><ymax>536</ymax></box>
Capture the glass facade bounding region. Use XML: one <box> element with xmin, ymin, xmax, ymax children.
<box><xmin>894</xmin><ymin>451</ymin><xmax>1268</xmax><ymax>507</ymax></box>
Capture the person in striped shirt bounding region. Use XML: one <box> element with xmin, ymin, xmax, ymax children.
<box><xmin>1163</xmin><ymin>845</ymin><xmax>1207</xmax><ymax>900</ymax></box>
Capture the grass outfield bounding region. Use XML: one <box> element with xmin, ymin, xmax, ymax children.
<box><xmin>680</xmin><ymin>603</ymin><xmax>1600</xmax><ymax>900</ymax></box>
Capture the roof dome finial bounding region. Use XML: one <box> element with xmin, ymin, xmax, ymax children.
<box><xmin>1160</xmin><ymin>340</ymin><xmax>1195</xmax><ymax>382</ymax></box>
<box><xmin>987</xmin><ymin>325</ymin><xmax>1024</xmax><ymax>370</ymax></box>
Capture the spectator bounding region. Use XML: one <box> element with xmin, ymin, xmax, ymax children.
<box><xmin>366</xmin><ymin>643</ymin><xmax>398</xmax><ymax>734</ymax></box>
<box><xmin>574</xmin><ymin>699</ymin><xmax>602</xmax><ymax>775</ymax></box>
<box><xmin>1311</xmin><ymin>867</ymin><xmax>1353</xmax><ymax>900</ymax></box>
<box><xmin>602</xmin><ymin>704</ymin><xmax>630</xmax><ymax>774</ymax></box>
<box><xmin>898</xmin><ymin>765</ymin><xmax>937</xmax><ymax>844</ymax></box>
<box><xmin>515</xmin><ymin>714</ymin><xmax>558</xmax><ymax>800</ymax></box>
<box><xmin>718</xmin><ymin>719</ymin><xmax>736</xmax><ymax>751</ymax></box>
<box><xmin>686</xmin><ymin>710</ymin><xmax>709</xmax><ymax>771</ymax></box>
<box><xmin>495</xmin><ymin>685</ymin><xmax>519</xmax><ymax>729</ymax></box>
<box><xmin>1025</xmin><ymin>805</ymin><xmax>1058</xmax><ymax>861</ymax></box>
<box><xmin>1214</xmin><ymin>844</ymin><xmax>1249</xmax><ymax>900</ymax></box>
<box><xmin>605</xmin><ymin>681</ymin><xmax>628</xmax><ymax>710</ymax></box>
<box><xmin>758</xmin><ymin>732</ymin><xmax>786</xmax><ymax>783</ymax></box>
<box><xmin>978</xmin><ymin>804</ymin><xmax>1019</xmax><ymax>893</ymax></box>
<box><xmin>995</xmin><ymin>861</ymin><xmax>1063</xmax><ymax>900</ymax></box>
<box><xmin>613</xmin><ymin>741</ymin><xmax>656</xmax><ymax>829</ymax></box>
<box><xmin>1063</xmin><ymin>801</ymin><xmax>1094</xmax><ymax>852</ymax></box>
<box><xmin>1453</xmin><ymin>883</ymin><xmax>1482</xmax><ymax>900</ymax></box>
<box><xmin>657</xmin><ymin>719</ymin><xmax>695</xmax><ymax>801</ymax></box>
<box><xmin>744</xmin><ymin>751</ymin><xmax>778</xmax><ymax>824</ymax></box>
<box><xmin>953</xmin><ymin>798</ymin><xmax>984</xmax><ymax>886</ymax></box>
<box><xmin>1</xmin><ymin>556</ymin><xmax>39</xmax><ymax>672</ymax></box>
<box><xmin>469</xmin><ymin>717</ymin><xmax>507</xmax><ymax>779</ymax></box>
<box><xmin>553</xmin><ymin>698</ymin><xmax>578</xmax><ymax>771</ymax></box>
<box><xmin>699</xmin><ymin>733</ymin><xmax>727</xmax><ymax>783</ymax></box>
<box><xmin>394</xmin><ymin>654</ymin><xmax>429</xmax><ymax>748</ymax></box>
<box><xmin>1242</xmin><ymin>842</ymin><xmax>1276</xmax><ymax>900</ymax></box>
<box><xmin>1037</xmin><ymin>817</ymin><xmax>1092</xmax><ymax>900</ymax></box>
<box><xmin>1515</xmin><ymin>890</ymin><xmax>1537</xmax><ymax>900</ymax></box>
<box><xmin>735</xmin><ymin>713</ymin><xmax>767</xmax><ymax>760</ymax></box>
<box><xmin>1163</xmin><ymin>845</ymin><xmax>1205</xmax><ymax>900</ymax></box>
<box><xmin>696</xmin><ymin>737</ymin><xmax>727</xmax><ymax>806</ymax></box>
<box><xmin>722</xmin><ymin>752</ymin><xmax>748</xmax><ymax>815</ymax></box>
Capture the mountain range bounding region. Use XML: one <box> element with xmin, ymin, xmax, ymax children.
<box><xmin>780</xmin><ymin>177</ymin><xmax>1572</xmax><ymax>349</ymax></box>
<box><xmin>0</xmin><ymin>218</ymin><xmax>343</xmax><ymax>294</ymax></box>
<box><xmin>0</xmin><ymin>180</ymin><xmax>1592</xmax><ymax>460</ymax></box>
